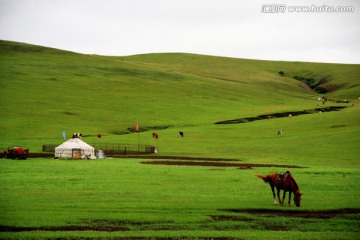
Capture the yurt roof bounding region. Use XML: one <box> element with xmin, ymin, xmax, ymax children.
<box><xmin>55</xmin><ymin>138</ymin><xmax>94</xmax><ymax>150</ymax></box>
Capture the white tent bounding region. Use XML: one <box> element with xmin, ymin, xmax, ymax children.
<box><xmin>55</xmin><ymin>138</ymin><xmax>96</xmax><ymax>159</ymax></box>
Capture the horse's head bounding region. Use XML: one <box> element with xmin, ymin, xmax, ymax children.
<box><xmin>294</xmin><ymin>192</ymin><xmax>303</xmax><ymax>207</ymax></box>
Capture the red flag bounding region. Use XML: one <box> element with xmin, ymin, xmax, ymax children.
<box><xmin>97</xmin><ymin>133</ymin><xmax>102</xmax><ymax>139</ymax></box>
<box><xmin>136</xmin><ymin>122</ymin><xmax>139</xmax><ymax>132</ymax></box>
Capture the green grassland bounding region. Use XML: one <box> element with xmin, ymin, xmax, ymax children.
<box><xmin>0</xmin><ymin>40</ymin><xmax>359</xmax><ymax>239</ymax></box>
<box><xmin>1</xmin><ymin>40</ymin><xmax>359</xmax><ymax>151</ymax></box>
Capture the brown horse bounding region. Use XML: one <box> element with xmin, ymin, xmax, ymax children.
<box><xmin>255</xmin><ymin>171</ymin><xmax>302</xmax><ymax>207</ymax></box>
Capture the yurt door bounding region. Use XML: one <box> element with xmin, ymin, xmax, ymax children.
<box><xmin>72</xmin><ymin>148</ymin><xmax>82</xmax><ymax>159</ymax></box>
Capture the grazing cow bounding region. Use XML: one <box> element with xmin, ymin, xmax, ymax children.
<box><xmin>152</xmin><ymin>132</ymin><xmax>159</xmax><ymax>139</ymax></box>
<box><xmin>179</xmin><ymin>131</ymin><xmax>184</xmax><ymax>137</ymax></box>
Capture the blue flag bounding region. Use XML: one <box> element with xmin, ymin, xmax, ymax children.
<box><xmin>62</xmin><ymin>131</ymin><xmax>66</xmax><ymax>140</ymax></box>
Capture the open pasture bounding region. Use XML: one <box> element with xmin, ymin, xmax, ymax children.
<box><xmin>0</xmin><ymin>41</ymin><xmax>359</xmax><ymax>239</ymax></box>
<box><xmin>0</xmin><ymin>155</ymin><xmax>359</xmax><ymax>239</ymax></box>
<box><xmin>1</xmin><ymin>107</ymin><xmax>359</xmax><ymax>239</ymax></box>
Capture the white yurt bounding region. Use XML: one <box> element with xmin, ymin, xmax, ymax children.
<box><xmin>55</xmin><ymin>138</ymin><xmax>96</xmax><ymax>159</ymax></box>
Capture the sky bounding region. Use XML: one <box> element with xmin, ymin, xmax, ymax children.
<box><xmin>0</xmin><ymin>0</ymin><xmax>359</xmax><ymax>64</ymax></box>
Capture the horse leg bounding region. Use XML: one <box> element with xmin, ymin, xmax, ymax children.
<box><xmin>271</xmin><ymin>184</ymin><xmax>277</xmax><ymax>205</ymax></box>
<box><xmin>282</xmin><ymin>191</ymin><xmax>287</xmax><ymax>206</ymax></box>
<box><xmin>276</xmin><ymin>188</ymin><xmax>283</xmax><ymax>206</ymax></box>
<box><xmin>288</xmin><ymin>191</ymin><xmax>292</xmax><ymax>206</ymax></box>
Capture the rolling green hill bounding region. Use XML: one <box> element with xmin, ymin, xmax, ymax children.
<box><xmin>1</xmin><ymin>40</ymin><xmax>360</xmax><ymax>239</ymax></box>
<box><xmin>0</xmin><ymin>40</ymin><xmax>359</xmax><ymax>155</ymax></box>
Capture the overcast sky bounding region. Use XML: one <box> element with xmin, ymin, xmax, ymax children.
<box><xmin>0</xmin><ymin>0</ymin><xmax>359</xmax><ymax>63</ymax></box>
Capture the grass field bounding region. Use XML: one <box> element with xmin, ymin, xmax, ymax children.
<box><xmin>0</xmin><ymin>40</ymin><xmax>359</xmax><ymax>239</ymax></box>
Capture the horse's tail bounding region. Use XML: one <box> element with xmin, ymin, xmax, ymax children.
<box><xmin>255</xmin><ymin>174</ymin><xmax>270</xmax><ymax>183</ymax></box>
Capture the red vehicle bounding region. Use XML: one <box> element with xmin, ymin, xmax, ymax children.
<box><xmin>3</xmin><ymin>146</ymin><xmax>29</xmax><ymax>159</ymax></box>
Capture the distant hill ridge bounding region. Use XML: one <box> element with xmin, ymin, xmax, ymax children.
<box><xmin>0</xmin><ymin>40</ymin><xmax>359</xmax><ymax>150</ymax></box>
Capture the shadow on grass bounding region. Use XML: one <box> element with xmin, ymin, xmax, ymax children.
<box><xmin>215</xmin><ymin>106</ymin><xmax>347</xmax><ymax>124</ymax></box>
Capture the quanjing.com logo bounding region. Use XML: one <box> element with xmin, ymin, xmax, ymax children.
<box><xmin>261</xmin><ymin>4</ymin><xmax>355</xmax><ymax>13</ymax></box>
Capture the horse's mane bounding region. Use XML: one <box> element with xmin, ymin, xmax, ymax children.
<box><xmin>289</xmin><ymin>174</ymin><xmax>299</xmax><ymax>190</ymax></box>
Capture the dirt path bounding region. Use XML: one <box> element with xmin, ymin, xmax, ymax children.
<box><xmin>123</xmin><ymin>155</ymin><xmax>240</xmax><ymax>162</ymax></box>
<box><xmin>141</xmin><ymin>160</ymin><xmax>304</xmax><ymax>169</ymax></box>
<box><xmin>1</xmin><ymin>208</ymin><xmax>358</xmax><ymax>232</ymax></box>
<box><xmin>219</xmin><ymin>208</ymin><xmax>360</xmax><ymax>219</ymax></box>
<box><xmin>17</xmin><ymin>154</ymin><xmax>304</xmax><ymax>169</ymax></box>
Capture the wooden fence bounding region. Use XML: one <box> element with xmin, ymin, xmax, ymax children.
<box><xmin>42</xmin><ymin>143</ymin><xmax>156</xmax><ymax>156</ymax></box>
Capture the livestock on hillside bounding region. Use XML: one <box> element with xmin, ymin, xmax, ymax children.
<box><xmin>255</xmin><ymin>171</ymin><xmax>302</xmax><ymax>207</ymax></box>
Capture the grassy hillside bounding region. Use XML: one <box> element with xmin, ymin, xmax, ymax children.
<box><xmin>0</xmin><ymin>40</ymin><xmax>359</xmax><ymax>239</ymax></box>
<box><xmin>0</xmin><ymin>40</ymin><xmax>359</xmax><ymax>154</ymax></box>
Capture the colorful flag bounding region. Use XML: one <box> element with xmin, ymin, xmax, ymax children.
<box><xmin>136</xmin><ymin>122</ymin><xmax>139</xmax><ymax>132</ymax></box>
